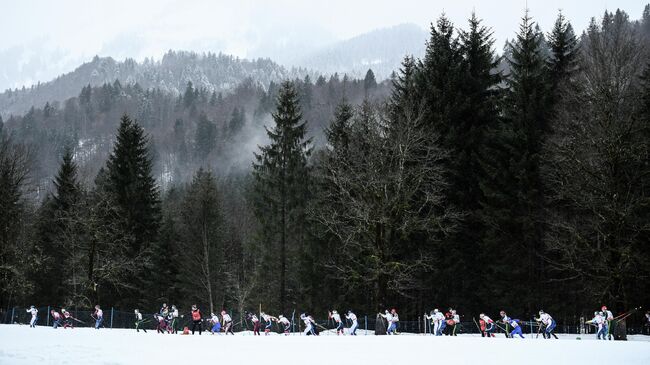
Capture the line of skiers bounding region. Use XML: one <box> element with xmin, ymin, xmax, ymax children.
<box><xmin>424</xmin><ymin>308</ymin><xmax>460</xmax><ymax>336</ymax></box>
<box><xmin>25</xmin><ymin>305</ymin><xmax>104</xmax><ymax>330</ymax></box>
<box><xmin>22</xmin><ymin>303</ymin><xmax>640</xmax><ymax>339</ymax></box>
<box><xmin>474</xmin><ymin>310</ymin><xmax>554</xmax><ymax>339</ymax></box>
<box><xmin>245</xmin><ymin>311</ymin><xmax>292</xmax><ymax>335</ymax></box>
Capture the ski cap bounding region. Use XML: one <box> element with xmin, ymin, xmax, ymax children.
<box><xmin>135</xmin><ymin>309</ymin><xmax>139</xmax><ymax>313</ymax></box>
<box><xmin>30</xmin><ymin>305</ymin><xmax>34</xmax><ymax>309</ymax></box>
<box><xmin>539</xmin><ymin>310</ymin><xmax>544</xmax><ymax>315</ymax></box>
<box><xmin>479</xmin><ymin>313</ymin><xmax>485</xmax><ymax>318</ymax></box>
<box><xmin>434</xmin><ymin>309</ymin><xmax>439</xmax><ymax>313</ymax></box>
<box><xmin>62</xmin><ymin>308</ymin><xmax>66</xmax><ymax>313</ymax></box>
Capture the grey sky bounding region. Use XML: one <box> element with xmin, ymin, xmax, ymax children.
<box><xmin>0</xmin><ymin>0</ymin><xmax>646</xmax><ymax>90</ymax></box>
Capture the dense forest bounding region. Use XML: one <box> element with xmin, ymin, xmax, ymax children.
<box><xmin>1</xmin><ymin>6</ymin><xmax>649</xmax><ymax>323</ymax></box>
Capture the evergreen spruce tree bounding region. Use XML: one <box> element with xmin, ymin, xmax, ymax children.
<box><xmin>325</xmin><ymin>100</ymin><xmax>353</xmax><ymax>154</ymax></box>
<box><xmin>252</xmin><ymin>81</ymin><xmax>311</xmax><ymax>313</ymax></box>
<box><xmin>546</xmin><ymin>11</ymin><xmax>579</xmax><ymax>105</ymax></box>
<box><xmin>52</xmin><ymin>148</ymin><xmax>81</xmax><ymax>211</ymax></box>
<box><xmin>34</xmin><ymin>148</ymin><xmax>82</xmax><ymax>305</ymax></box>
<box><xmin>183</xmin><ymin>81</ymin><xmax>195</xmax><ymax>108</ymax></box>
<box><xmin>228</xmin><ymin>107</ymin><xmax>245</xmax><ymax>137</ymax></box>
<box><xmin>418</xmin><ymin>14</ymin><xmax>464</xmax><ymax>138</ymax></box>
<box><xmin>194</xmin><ymin>112</ymin><xmax>217</xmax><ymax>160</ymax></box>
<box><xmin>440</xmin><ymin>12</ymin><xmax>501</xmax><ymax>309</ymax></box>
<box><xmin>479</xmin><ymin>11</ymin><xmax>550</xmax><ymax>312</ymax></box>
<box><xmin>390</xmin><ymin>56</ymin><xmax>419</xmax><ymax>119</ymax></box>
<box><xmin>106</xmin><ymin>114</ymin><xmax>160</xmax><ymax>255</ymax></box>
<box><xmin>363</xmin><ymin>69</ymin><xmax>377</xmax><ymax>94</ymax></box>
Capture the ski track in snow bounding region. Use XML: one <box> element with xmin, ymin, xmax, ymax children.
<box><xmin>1</xmin><ymin>325</ymin><xmax>649</xmax><ymax>365</ymax></box>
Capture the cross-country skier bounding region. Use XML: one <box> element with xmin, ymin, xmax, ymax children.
<box><xmin>93</xmin><ymin>305</ymin><xmax>103</xmax><ymax>329</ymax></box>
<box><xmin>435</xmin><ymin>309</ymin><xmax>446</xmax><ymax>336</ymax></box>
<box><xmin>446</xmin><ymin>309</ymin><xmax>460</xmax><ymax>336</ymax></box>
<box><xmin>507</xmin><ymin>318</ymin><xmax>524</xmax><ymax>338</ymax></box>
<box><xmin>301</xmin><ymin>313</ymin><xmax>316</xmax><ymax>336</ymax></box>
<box><xmin>587</xmin><ymin>311</ymin><xmax>607</xmax><ymax>340</ymax></box>
<box><xmin>191</xmin><ymin>305</ymin><xmax>202</xmax><ymax>335</ymax></box>
<box><xmin>479</xmin><ymin>313</ymin><xmax>495</xmax><ymax>338</ymax></box>
<box><xmin>169</xmin><ymin>305</ymin><xmax>179</xmax><ymax>334</ymax></box>
<box><xmin>134</xmin><ymin>309</ymin><xmax>147</xmax><ymax>333</ymax></box>
<box><xmin>345</xmin><ymin>310</ymin><xmax>358</xmax><ymax>335</ymax></box>
<box><xmin>443</xmin><ymin>309</ymin><xmax>453</xmax><ymax>335</ymax></box>
<box><xmin>329</xmin><ymin>310</ymin><xmax>344</xmax><ymax>335</ymax></box>
<box><xmin>50</xmin><ymin>309</ymin><xmax>61</xmax><ymax>329</ymax></box>
<box><xmin>645</xmin><ymin>311</ymin><xmax>650</xmax><ymax>335</ymax></box>
<box><xmin>155</xmin><ymin>313</ymin><xmax>168</xmax><ymax>333</ymax></box>
<box><xmin>247</xmin><ymin>312</ymin><xmax>261</xmax><ymax>335</ymax></box>
<box><xmin>160</xmin><ymin>303</ymin><xmax>169</xmax><ymax>317</ymax></box>
<box><xmin>601</xmin><ymin>306</ymin><xmax>614</xmax><ymax>340</ymax></box>
<box><xmin>61</xmin><ymin>309</ymin><xmax>74</xmax><ymax>329</ymax></box>
<box><xmin>26</xmin><ymin>306</ymin><xmax>38</xmax><ymax>328</ymax></box>
<box><xmin>261</xmin><ymin>312</ymin><xmax>277</xmax><ymax>335</ymax></box>
<box><xmin>209</xmin><ymin>313</ymin><xmax>221</xmax><ymax>334</ymax></box>
<box><xmin>221</xmin><ymin>310</ymin><xmax>234</xmax><ymax>335</ymax></box>
<box><xmin>479</xmin><ymin>317</ymin><xmax>487</xmax><ymax>337</ymax></box>
<box><xmin>535</xmin><ymin>310</ymin><xmax>557</xmax><ymax>339</ymax></box>
<box><xmin>425</xmin><ymin>309</ymin><xmax>445</xmax><ymax>336</ymax></box>
<box><xmin>278</xmin><ymin>315</ymin><xmax>291</xmax><ymax>335</ymax></box>
<box><xmin>380</xmin><ymin>309</ymin><xmax>399</xmax><ymax>335</ymax></box>
<box><xmin>499</xmin><ymin>310</ymin><xmax>511</xmax><ymax>338</ymax></box>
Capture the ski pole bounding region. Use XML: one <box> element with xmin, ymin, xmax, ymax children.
<box><xmin>472</xmin><ymin>317</ymin><xmax>481</xmax><ymax>334</ymax></box>
<box><xmin>614</xmin><ymin>306</ymin><xmax>642</xmax><ymax>321</ymax></box>
<box><xmin>494</xmin><ymin>322</ymin><xmax>509</xmax><ymax>333</ymax></box>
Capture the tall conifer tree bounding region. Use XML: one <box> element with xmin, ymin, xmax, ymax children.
<box><xmin>252</xmin><ymin>81</ymin><xmax>311</xmax><ymax>312</ymax></box>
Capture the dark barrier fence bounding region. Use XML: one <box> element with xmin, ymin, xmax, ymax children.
<box><xmin>3</xmin><ymin>307</ymin><xmax>649</xmax><ymax>337</ymax></box>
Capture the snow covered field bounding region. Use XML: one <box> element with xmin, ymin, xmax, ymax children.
<box><xmin>1</xmin><ymin>325</ymin><xmax>649</xmax><ymax>365</ymax></box>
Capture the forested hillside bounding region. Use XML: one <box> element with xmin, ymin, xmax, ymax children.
<box><xmin>2</xmin><ymin>71</ymin><xmax>389</xmax><ymax>193</ymax></box>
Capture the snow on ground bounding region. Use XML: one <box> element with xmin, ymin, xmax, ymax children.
<box><xmin>1</xmin><ymin>325</ymin><xmax>649</xmax><ymax>365</ymax></box>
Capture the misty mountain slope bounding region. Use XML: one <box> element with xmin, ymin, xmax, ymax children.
<box><xmin>2</xmin><ymin>71</ymin><xmax>390</xmax><ymax>195</ymax></box>
<box><xmin>0</xmin><ymin>51</ymin><xmax>308</xmax><ymax>117</ymax></box>
<box><xmin>293</xmin><ymin>23</ymin><xmax>428</xmax><ymax>79</ymax></box>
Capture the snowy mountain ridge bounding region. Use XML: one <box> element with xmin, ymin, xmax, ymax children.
<box><xmin>0</xmin><ymin>51</ymin><xmax>309</xmax><ymax>118</ymax></box>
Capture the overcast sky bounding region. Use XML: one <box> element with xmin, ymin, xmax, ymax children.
<box><xmin>0</xmin><ymin>0</ymin><xmax>646</xmax><ymax>90</ymax></box>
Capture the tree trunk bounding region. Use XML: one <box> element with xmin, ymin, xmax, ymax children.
<box><xmin>374</xmin><ymin>223</ymin><xmax>386</xmax><ymax>311</ymax></box>
<box><xmin>87</xmin><ymin>238</ymin><xmax>96</xmax><ymax>304</ymax></box>
<box><xmin>202</xmin><ymin>219</ymin><xmax>214</xmax><ymax>314</ymax></box>
<box><xmin>280</xmin><ymin>192</ymin><xmax>286</xmax><ymax>313</ymax></box>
